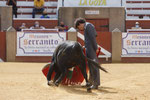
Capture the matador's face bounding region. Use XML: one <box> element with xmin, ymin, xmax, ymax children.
<box><xmin>77</xmin><ymin>23</ymin><xmax>85</xmax><ymax>31</ymax></box>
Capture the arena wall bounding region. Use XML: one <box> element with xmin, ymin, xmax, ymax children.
<box><xmin>2</xmin><ymin>27</ymin><xmax>150</xmax><ymax>63</ymax></box>
<box><xmin>1</xmin><ymin>6</ymin><xmax>150</xmax><ymax>63</ymax></box>
<box><xmin>0</xmin><ymin>6</ymin><xmax>12</xmax><ymax>31</ymax></box>
<box><xmin>58</xmin><ymin>7</ymin><xmax>125</xmax><ymax>32</ymax></box>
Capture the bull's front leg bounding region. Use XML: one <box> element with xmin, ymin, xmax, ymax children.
<box><xmin>47</xmin><ymin>62</ymin><xmax>55</xmax><ymax>86</ymax></box>
<box><xmin>54</xmin><ymin>68</ymin><xmax>67</xmax><ymax>86</ymax></box>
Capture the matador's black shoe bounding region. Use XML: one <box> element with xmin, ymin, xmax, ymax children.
<box><xmin>90</xmin><ymin>85</ymin><xmax>98</xmax><ymax>89</ymax></box>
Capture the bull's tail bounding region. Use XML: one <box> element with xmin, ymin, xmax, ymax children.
<box><xmin>86</xmin><ymin>57</ymin><xmax>108</xmax><ymax>73</ymax></box>
<box><xmin>79</xmin><ymin>44</ymin><xmax>108</xmax><ymax>73</ymax></box>
<box><xmin>81</xmin><ymin>52</ymin><xmax>108</xmax><ymax>73</ymax></box>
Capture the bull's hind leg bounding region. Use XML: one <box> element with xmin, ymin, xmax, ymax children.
<box><xmin>79</xmin><ymin>62</ymin><xmax>91</xmax><ymax>87</ymax></box>
<box><xmin>47</xmin><ymin>62</ymin><xmax>55</xmax><ymax>85</ymax></box>
<box><xmin>54</xmin><ymin>68</ymin><xmax>67</xmax><ymax>86</ymax></box>
<box><xmin>80</xmin><ymin>64</ymin><xmax>92</xmax><ymax>92</ymax></box>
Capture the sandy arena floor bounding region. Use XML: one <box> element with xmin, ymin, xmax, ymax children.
<box><xmin>0</xmin><ymin>62</ymin><xmax>150</xmax><ymax>100</ymax></box>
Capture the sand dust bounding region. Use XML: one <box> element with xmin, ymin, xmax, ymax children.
<box><xmin>0</xmin><ymin>62</ymin><xmax>150</xmax><ymax>100</ymax></box>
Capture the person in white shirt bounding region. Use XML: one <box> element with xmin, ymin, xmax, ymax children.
<box><xmin>30</xmin><ymin>21</ymin><xmax>45</xmax><ymax>29</ymax></box>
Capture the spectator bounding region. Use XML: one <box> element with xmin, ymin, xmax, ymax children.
<box><xmin>30</xmin><ymin>21</ymin><xmax>45</xmax><ymax>29</ymax></box>
<box><xmin>32</xmin><ymin>0</ymin><xmax>45</xmax><ymax>18</ymax></box>
<box><xmin>40</xmin><ymin>9</ymin><xmax>50</xmax><ymax>18</ymax></box>
<box><xmin>55</xmin><ymin>21</ymin><xmax>68</xmax><ymax>31</ymax></box>
<box><xmin>132</xmin><ymin>22</ymin><xmax>142</xmax><ymax>29</ymax></box>
<box><xmin>6</xmin><ymin>0</ymin><xmax>17</xmax><ymax>18</ymax></box>
<box><xmin>18</xmin><ymin>23</ymin><xmax>28</xmax><ymax>31</ymax></box>
<box><xmin>139</xmin><ymin>15</ymin><xmax>143</xmax><ymax>19</ymax></box>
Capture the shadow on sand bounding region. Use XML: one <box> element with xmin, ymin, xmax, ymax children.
<box><xmin>59</xmin><ymin>85</ymin><xmax>118</xmax><ymax>95</ymax></box>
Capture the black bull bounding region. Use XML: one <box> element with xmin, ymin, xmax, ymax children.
<box><xmin>47</xmin><ymin>41</ymin><xmax>108</xmax><ymax>91</ymax></box>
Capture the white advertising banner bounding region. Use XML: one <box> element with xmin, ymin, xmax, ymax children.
<box><xmin>57</xmin><ymin>0</ymin><xmax>121</xmax><ymax>8</ymax></box>
<box><xmin>122</xmin><ymin>33</ymin><xmax>150</xmax><ymax>56</ymax></box>
<box><xmin>17</xmin><ymin>32</ymin><xmax>66</xmax><ymax>56</ymax></box>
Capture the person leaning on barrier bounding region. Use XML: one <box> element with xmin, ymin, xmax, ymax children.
<box><xmin>74</xmin><ymin>17</ymin><xmax>100</xmax><ymax>89</ymax></box>
<box><xmin>17</xmin><ymin>23</ymin><xmax>28</xmax><ymax>31</ymax></box>
<box><xmin>55</xmin><ymin>21</ymin><xmax>68</xmax><ymax>32</ymax></box>
<box><xmin>30</xmin><ymin>21</ymin><xmax>45</xmax><ymax>29</ymax></box>
<box><xmin>6</xmin><ymin>0</ymin><xmax>17</xmax><ymax>18</ymax></box>
<box><xmin>32</xmin><ymin>0</ymin><xmax>45</xmax><ymax>18</ymax></box>
<box><xmin>131</xmin><ymin>22</ymin><xmax>142</xmax><ymax>29</ymax></box>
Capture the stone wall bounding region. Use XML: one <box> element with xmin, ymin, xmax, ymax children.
<box><xmin>58</xmin><ymin>7</ymin><xmax>125</xmax><ymax>32</ymax></box>
<box><xmin>0</xmin><ymin>6</ymin><xmax>12</xmax><ymax>31</ymax></box>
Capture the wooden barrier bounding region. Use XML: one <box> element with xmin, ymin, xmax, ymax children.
<box><xmin>77</xmin><ymin>31</ymin><xmax>112</xmax><ymax>63</ymax></box>
<box><xmin>6</xmin><ymin>27</ymin><xmax>16</xmax><ymax>62</ymax></box>
<box><xmin>112</xmin><ymin>28</ymin><xmax>122</xmax><ymax>63</ymax></box>
<box><xmin>0</xmin><ymin>31</ymin><xmax>6</xmax><ymax>61</ymax></box>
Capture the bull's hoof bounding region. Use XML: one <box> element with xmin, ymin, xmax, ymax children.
<box><xmin>86</xmin><ymin>82</ymin><xmax>91</xmax><ymax>87</ymax></box>
<box><xmin>87</xmin><ymin>87</ymin><xmax>92</xmax><ymax>93</ymax></box>
<box><xmin>47</xmin><ymin>81</ymin><xmax>52</xmax><ymax>86</ymax></box>
<box><xmin>54</xmin><ymin>82</ymin><xmax>59</xmax><ymax>87</ymax></box>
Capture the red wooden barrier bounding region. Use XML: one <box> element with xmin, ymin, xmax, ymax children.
<box><xmin>0</xmin><ymin>32</ymin><xmax>6</xmax><ymax>61</ymax></box>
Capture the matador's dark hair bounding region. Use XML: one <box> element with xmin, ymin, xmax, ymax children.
<box><xmin>74</xmin><ymin>17</ymin><xmax>86</xmax><ymax>29</ymax></box>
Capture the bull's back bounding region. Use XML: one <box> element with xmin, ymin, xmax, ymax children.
<box><xmin>54</xmin><ymin>41</ymin><xmax>83</xmax><ymax>66</ymax></box>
